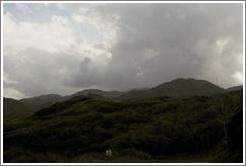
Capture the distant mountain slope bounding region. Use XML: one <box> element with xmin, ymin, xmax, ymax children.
<box><xmin>21</xmin><ymin>94</ymin><xmax>62</xmax><ymax>104</ymax></box>
<box><xmin>225</xmin><ymin>85</ymin><xmax>243</xmax><ymax>92</ymax></box>
<box><xmin>4</xmin><ymin>94</ymin><xmax>63</xmax><ymax>118</ymax></box>
<box><xmin>4</xmin><ymin>91</ymin><xmax>123</xmax><ymax>118</ymax></box>
<box><xmin>3</xmin><ymin>98</ymin><xmax>31</xmax><ymax>118</ymax></box>
<box><xmin>66</xmin><ymin>89</ymin><xmax>124</xmax><ymax>99</ymax></box>
<box><xmin>4</xmin><ymin>78</ymin><xmax>238</xmax><ymax>117</ymax></box>
<box><xmin>120</xmin><ymin>78</ymin><xmax>224</xmax><ymax>98</ymax></box>
<box><xmin>20</xmin><ymin>94</ymin><xmax>63</xmax><ymax>110</ymax></box>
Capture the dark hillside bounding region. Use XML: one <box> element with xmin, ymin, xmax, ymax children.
<box><xmin>120</xmin><ymin>78</ymin><xmax>224</xmax><ymax>98</ymax></box>
<box><xmin>4</xmin><ymin>94</ymin><xmax>63</xmax><ymax>118</ymax></box>
<box><xmin>3</xmin><ymin>90</ymin><xmax>242</xmax><ymax>163</ymax></box>
<box><xmin>65</xmin><ymin>89</ymin><xmax>123</xmax><ymax>99</ymax></box>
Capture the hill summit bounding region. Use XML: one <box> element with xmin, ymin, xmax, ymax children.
<box><xmin>120</xmin><ymin>78</ymin><xmax>224</xmax><ymax>98</ymax></box>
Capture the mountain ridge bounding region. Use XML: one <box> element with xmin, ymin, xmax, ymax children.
<box><xmin>120</xmin><ymin>78</ymin><xmax>225</xmax><ymax>98</ymax></box>
<box><xmin>3</xmin><ymin>78</ymin><xmax>242</xmax><ymax>118</ymax></box>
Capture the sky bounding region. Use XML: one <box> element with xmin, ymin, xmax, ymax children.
<box><xmin>3</xmin><ymin>3</ymin><xmax>244</xmax><ymax>99</ymax></box>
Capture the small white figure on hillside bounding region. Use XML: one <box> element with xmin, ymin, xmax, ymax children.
<box><xmin>105</xmin><ymin>148</ymin><xmax>112</xmax><ymax>159</ymax></box>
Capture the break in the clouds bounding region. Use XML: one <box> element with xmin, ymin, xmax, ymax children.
<box><xmin>3</xmin><ymin>3</ymin><xmax>243</xmax><ymax>99</ymax></box>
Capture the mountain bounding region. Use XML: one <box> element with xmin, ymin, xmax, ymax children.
<box><xmin>120</xmin><ymin>78</ymin><xmax>224</xmax><ymax>98</ymax></box>
<box><xmin>3</xmin><ymin>90</ymin><xmax>123</xmax><ymax>118</ymax></box>
<box><xmin>20</xmin><ymin>94</ymin><xmax>63</xmax><ymax>109</ymax></box>
<box><xmin>3</xmin><ymin>78</ymin><xmax>243</xmax><ymax>162</ymax></box>
<box><xmin>66</xmin><ymin>89</ymin><xmax>124</xmax><ymax>99</ymax></box>
<box><xmin>4</xmin><ymin>94</ymin><xmax>63</xmax><ymax>118</ymax></box>
<box><xmin>4</xmin><ymin>89</ymin><xmax>243</xmax><ymax>162</ymax></box>
<box><xmin>3</xmin><ymin>98</ymin><xmax>31</xmax><ymax>118</ymax></box>
<box><xmin>225</xmin><ymin>85</ymin><xmax>243</xmax><ymax>92</ymax></box>
<box><xmin>3</xmin><ymin>78</ymin><xmax>226</xmax><ymax>117</ymax></box>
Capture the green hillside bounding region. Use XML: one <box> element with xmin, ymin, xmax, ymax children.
<box><xmin>3</xmin><ymin>78</ymin><xmax>230</xmax><ymax>119</ymax></box>
<box><xmin>3</xmin><ymin>90</ymin><xmax>243</xmax><ymax>163</ymax></box>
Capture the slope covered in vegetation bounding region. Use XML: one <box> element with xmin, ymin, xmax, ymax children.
<box><xmin>4</xmin><ymin>78</ymin><xmax>236</xmax><ymax>120</ymax></box>
<box><xmin>3</xmin><ymin>90</ymin><xmax>243</xmax><ymax>163</ymax></box>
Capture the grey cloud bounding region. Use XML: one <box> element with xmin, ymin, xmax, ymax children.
<box><xmin>3</xmin><ymin>3</ymin><xmax>243</xmax><ymax>98</ymax></box>
<box><xmin>94</xmin><ymin>4</ymin><xmax>243</xmax><ymax>89</ymax></box>
<box><xmin>4</xmin><ymin>48</ymin><xmax>80</xmax><ymax>97</ymax></box>
<box><xmin>66</xmin><ymin>57</ymin><xmax>105</xmax><ymax>88</ymax></box>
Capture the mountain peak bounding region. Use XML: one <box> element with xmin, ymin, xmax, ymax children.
<box><xmin>121</xmin><ymin>78</ymin><xmax>224</xmax><ymax>98</ymax></box>
<box><xmin>170</xmin><ymin>78</ymin><xmax>209</xmax><ymax>83</ymax></box>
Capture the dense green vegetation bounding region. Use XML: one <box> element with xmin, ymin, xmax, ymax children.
<box><xmin>3</xmin><ymin>89</ymin><xmax>243</xmax><ymax>163</ymax></box>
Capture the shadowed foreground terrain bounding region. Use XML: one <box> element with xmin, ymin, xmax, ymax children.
<box><xmin>3</xmin><ymin>79</ymin><xmax>243</xmax><ymax>163</ymax></box>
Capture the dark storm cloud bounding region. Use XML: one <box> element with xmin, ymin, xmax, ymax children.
<box><xmin>3</xmin><ymin>3</ymin><xmax>243</xmax><ymax>98</ymax></box>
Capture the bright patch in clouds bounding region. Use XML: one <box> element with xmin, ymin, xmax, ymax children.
<box><xmin>4</xmin><ymin>13</ymin><xmax>74</xmax><ymax>54</ymax></box>
<box><xmin>231</xmin><ymin>71</ymin><xmax>243</xmax><ymax>83</ymax></box>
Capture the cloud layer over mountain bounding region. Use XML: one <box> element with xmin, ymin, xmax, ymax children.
<box><xmin>3</xmin><ymin>3</ymin><xmax>243</xmax><ymax>99</ymax></box>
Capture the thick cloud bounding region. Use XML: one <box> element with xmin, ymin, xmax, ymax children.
<box><xmin>3</xmin><ymin>3</ymin><xmax>243</xmax><ymax>99</ymax></box>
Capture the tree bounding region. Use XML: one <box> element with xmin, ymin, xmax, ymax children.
<box><xmin>211</xmin><ymin>97</ymin><xmax>239</xmax><ymax>149</ymax></box>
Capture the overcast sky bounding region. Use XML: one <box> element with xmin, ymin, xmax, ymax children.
<box><xmin>3</xmin><ymin>3</ymin><xmax>243</xmax><ymax>99</ymax></box>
